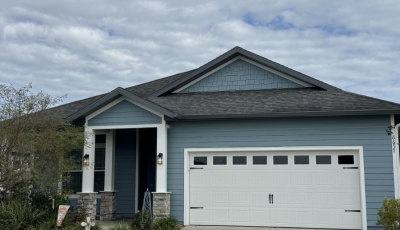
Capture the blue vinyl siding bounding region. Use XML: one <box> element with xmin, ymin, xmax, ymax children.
<box><xmin>166</xmin><ymin>116</ymin><xmax>393</xmax><ymax>228</ymax></box>
<box><xmin>88</xmin><ymin>100</ymin><xmax>161</xmax><ymax>126</ymax></box>
<box><xmin>114</xmin><ymin>129</ymin><xmax>137</xmax><ymax>217</ymax></box>
<box><xmin>179</xmin><ymin>59</ymin><xmax>303</xmax><ymax>93</ymax></box>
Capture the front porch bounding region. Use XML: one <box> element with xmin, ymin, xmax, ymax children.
<box><xmin>72</xmin><ymin>95</ymin><xmax>171</xmax><ymax>221</ymax></box>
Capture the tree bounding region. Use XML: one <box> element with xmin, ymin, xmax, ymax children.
<box><xmin>0</xmin><ymin>83</ymin><xmax>85</xmax><ymax>201</ymax></box>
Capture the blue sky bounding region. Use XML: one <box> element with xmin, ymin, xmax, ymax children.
<box><xmin>0</xmin><ymin>0</ymin><xmax>399</xmax><ymax>104</ymax></box>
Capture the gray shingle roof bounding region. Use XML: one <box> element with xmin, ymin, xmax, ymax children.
<box><xmin>149</xmin><ymin>88</ymin><xmax>400</xmax><ymax>118</ymax></box>
<box><xmin>49</xmin><ymin>47</ymin><xmax>400</xmax><ymax>120</ymax></box>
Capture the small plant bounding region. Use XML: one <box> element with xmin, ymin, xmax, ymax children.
<box><xmin>0</xmin><ymin>201</ymin><xmax>45</xmax><ymax>230</ymax></box>
<box><xmin>109</xmin><ymin>223</ymin><xmax>131</xmax><ymax>230</ymax></box>
<box><xmin>131</xmin><ymin>210</ymin><xmax>152</xmax><ymax>229</ymax></box>
<box><xmin>151</xmin><ymin>217</ymin><xmax>179</xmax><ymax>230</ymax></box>
<box><xmin>377</xmin><ymin>198</ymin><xmax>400</xmax><ymax>230</ymax></box>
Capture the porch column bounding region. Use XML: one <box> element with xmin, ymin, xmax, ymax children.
<box><xmin>100</xmin><ymin>129</ymin><xmax>117</xmax><ymax>221</ymax></box>
<box><xmin>79</xmin><ymin>127</ymin><xmax>97</xmax><ymax>221</ymax></box>
<box><xmin>153</xmin><ymin>122</ymin><xmax>170</xmax><ymax>219</ymax></box>
<box><xmin>156</xmin><ymin>123</ymin><xmax>168</xmax><ymax>192</ymax></box>
<box><xmin>82</xmin><ymin>127</ymin><xmax>96</xmax><ymax>193</ymax></box>
<box><xmin>104</xmin><ymin>129</ymin><xmax>115</xmax><ymax>191</ymax></box>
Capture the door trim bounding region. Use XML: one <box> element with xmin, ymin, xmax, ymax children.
<box><xmin>183</xmin><ymin>146</ymin><xmax>367</xmax><ymax>230</ymax></box>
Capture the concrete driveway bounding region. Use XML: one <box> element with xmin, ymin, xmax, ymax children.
<box><xmin>183</xmin><ymin>226</ymin><xmax>331</xmax><ymax>230</ymax></box>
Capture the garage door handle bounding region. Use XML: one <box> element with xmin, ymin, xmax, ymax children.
<box><xmin>269</xmin><ymin>194</ymin><xmax>271</xmax><ymax>204</ymax></box>
<box><xmin>190</xmin><ymin>207</ymin><xmax>203</xmax><ymax>209</ymax></box>
<box><xmin>345</xmin><ymin>210</ymin><xmax>360</xmax><ymax>212</ymax></box>
<box><xmin>190</xmin><ymin>167</ymin><xmax>203</xmax><ymax>169</ymax></box>
<box><xmin>343</xmin><ymin>167</ymin><xmax>358</xmax><ymax>169</ymax></box>
<box><xmin>272</xmin><ymin>194</ymin><xmax>273</xmax><ymax>204</ymax></box>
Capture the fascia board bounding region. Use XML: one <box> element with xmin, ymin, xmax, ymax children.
<box><xmin>67</xmin><ymin>88</ymin><xmax>178</xmax><ymax>123</ymax></box>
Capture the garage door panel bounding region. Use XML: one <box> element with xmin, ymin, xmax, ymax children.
<box><xmin>189</xmin><ymin>151</ymin><xmax>362</xmax><ymax>229</ymax></box>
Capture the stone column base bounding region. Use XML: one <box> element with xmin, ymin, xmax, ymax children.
<box><xmin>152</xmin><ymin>192</ymin><xmax>171</xmax><ymax>220</ymax></box>
<box><xmin>99</xmin><ymin>191</ymin><xmax>118</xmax><ymax>221</ymax></box>
<box><xmin>77</xmin><ymin>193</ymin><xmax>97</xmax><ymax>221</ymax></box>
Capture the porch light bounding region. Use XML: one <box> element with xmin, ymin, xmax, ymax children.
<box><xmin>157</xmin><ymin>153</ymin><xmax>163</xmax><ymax>165</ymax></box>
<box><xmin>83</xmin><ymin>154</ymin><xmax>90</xmax><ymax>166</ymax></box>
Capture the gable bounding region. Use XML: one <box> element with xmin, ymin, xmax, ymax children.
<box><xmin>177</xmin><ymin>59</ymin><xmax>305</xmax><ymax>93</ymax></box>
<box><xmin>87</xmin><ymin>99</ymin><xmax>162</xmax><ymax>126</ymax></box>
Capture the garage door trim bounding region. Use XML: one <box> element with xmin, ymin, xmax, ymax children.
<box><xmin>183</xmin><ymin>146</ymin><xmax>367</xmax><ymax>230</ymax></box>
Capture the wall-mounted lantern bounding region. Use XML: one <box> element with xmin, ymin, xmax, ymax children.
<box><xmin>157</xmin><ymin>153</ymin><xmax>163</xmax><ymax>165</ymax></box>
<box><xmin>83</xmin><ymin>154</ymin><xmax>90</xmax><ymax>166</ymax></box>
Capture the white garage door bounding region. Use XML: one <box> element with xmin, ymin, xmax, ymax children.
<box><xmin>189</xmin><ymin>150</ymin><xmax>362</xmax><ymax>229</ymax></box>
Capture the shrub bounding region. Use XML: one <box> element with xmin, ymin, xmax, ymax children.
<box><xmin>151</xmin><ymin>217</ymin><xmax>179</xmax><ymax>230</ymax></box>
<box><xmin>0</xmin><ymin>201</ymin><xmax>44</xmax><ymax>230</ymax></box>
<box><xmin>30</xmin><ymin>191</ymin><xmax>72</xmax><ymax>213</ymax></box>
<box><xmin>131</xmin><ymin>210</ymin><xmax>152</xmax><ymax>229</ymax></box>
<box><xmin>377</xmin><ymin>198</ymin><xmax>400</xmax><ymax>230</ymax></box>
<box><xmin>109</xmin><ymin>223</ymin><xmax>131</xmax><ymax>230</ymax></box>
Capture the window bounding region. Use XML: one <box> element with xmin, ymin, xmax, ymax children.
<box><xmin>233</xmin><ymin>156</ymin><xmax>247</xmax><ymax>165</ymax></box>
<box><xmin>194</xmin><ymin>157</ymin><xmax>207</xmax><ymax>165</ymax></box>
<box><xmin>338</xmin><ymin>155</ymin><xmax>354</xmax><ymax>164</ymax></box>
<box><xmin>213</xmin><ymin>156</ymin><xmax>227</xmax><ymax>165</ymax></box>
<box><xmin>294</xmin><ymin>155</ymin><xmax>309</xmax><ymax>165</ymax></box>
<box><xmin>316</xmin><ymin>155</ymin><xmax>331</xmax><ymax>164</ymax></box>
<box><xmin>273</xmin><ymin>156</ymin><xmax>288</xmax><ymax>165</ymax></box>
<box><xmin>253</xmin><ymin>156</ymin><xmax>267</xmax><ymax>165</ymax></box>
<box><xmin>64</xmin><ymin>135</ymin><xmax>106</xmax><ymax>193</ymax></box>
<box><xmin>95</xmin><ymin>148</ymin><xmax>106</xmax><ymax>170</ymax></box>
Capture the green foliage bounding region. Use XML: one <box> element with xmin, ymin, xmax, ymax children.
<box><xmin>151</xmin><ymin>217</ymin><xmax>179</xmax><ymax>230</ymax></box>
<box><xmin>131</xmin><ymin>210</ymin><xmax>152</xmax><ymax>229</ymax></box>
<box><xmin>30</xmin><ymin>191</ymin><xmax>73</xmax><ymax>213</ymax></box>
<box><xmin>109</xmin><ymin>223</ymin><xmax>131</xmax><ymax>230</ymax></box>
<box><xmin>377</xmin><ymin>198</ymin><xmax>400</xmax><ymax>230</ymax></box>
<box><xmin>0</xmin><ymin>83</ymin><xmax>86</xmax><ymax>202</ymax></box>
<box><xmin>0</xmin><ymin>201</ymin><xmax>44</xmax><ymax>230</ymax></box>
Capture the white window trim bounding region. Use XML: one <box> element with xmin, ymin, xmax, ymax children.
<box><xmin>173</xmin><ymin>56</ymin><xmax>313</xmax><ymax>93</ymax></box>
<box><xmin>183</xmin><ymin>146</ymin><xmax>367</xmax><ymax>230</ymax></box>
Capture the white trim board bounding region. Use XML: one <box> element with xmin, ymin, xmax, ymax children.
<box><xmin>393</xmin><ymin>115</ymin><xmax>400</xmax><ymax>198</ymax></box>
<box><xmin>135</xmin><ymin>129</ymin><xmax>139</xmax><ymax>212</ymax></box>
<box><xmin>183</xmin><ymin>146</ymin><xmax>367</xmax><ymax>230</ymax></box>
<box><xmin>173</xmin><ymin>56</ymin><xmax>313</xmax><ymax>93</ymax></box>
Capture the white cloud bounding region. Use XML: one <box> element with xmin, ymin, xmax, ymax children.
<box><xmin>0</xmin><ymin>0</ymin><xmax>399</xmax><ymax>104</ymax></box>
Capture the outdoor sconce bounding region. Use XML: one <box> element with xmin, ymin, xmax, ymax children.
<box><xmin>83</xmin><ymin>154</ymin><xmax>89</xmax><ymax>166</ymax></box>
<box><xmin>157</xmin><ymin>153</ymin><xmax>163</xmax><ymax>165</ymax></box>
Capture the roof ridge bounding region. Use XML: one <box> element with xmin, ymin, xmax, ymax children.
<box><xmin>125</xmin><ymin>69</ymin><xmax>196</xmax><ymax>92</ymax></box>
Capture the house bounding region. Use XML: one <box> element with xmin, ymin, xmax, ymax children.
<box><xmin>52</xmin><ymin>47</ymin><xmax>400</xmax><ymax>230</ymax></box>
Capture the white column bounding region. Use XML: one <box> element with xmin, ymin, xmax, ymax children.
<box><xmin>82</xmin><ymin>128</ymin><xmax>96</xmax><ymax>193</ymax></box>
<box><xmin>156</xmin><ymin>123</ymin><xmax>168</xmax><ymax>192</ymax></box>
<box><xmin>104</xmin><ymin>129</ymin><xmax>115</xmax><ymax>191</ymax></box>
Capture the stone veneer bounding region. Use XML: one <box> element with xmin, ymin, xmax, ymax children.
<box><xmin>77</xmin><ymin>193</ymin><xmax>97</xmax><ymax>221</ymax></box>
<box><xmin>152</xmin><ymin>193</ymin><xmax>170</xmax><ymax>220</ymax></box>
<box><xmin>99</xmin><ymin>191</ymin><xmax>117</xmax><ymax>221</ymax></box>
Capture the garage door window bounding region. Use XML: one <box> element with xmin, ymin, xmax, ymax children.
<box><xmin>233</xmin><ymin>156</ymin><xmax>247</xmax><ymax>165</ymax></box>
<box><xmin>338</xmin><ymin>155</ymin><xmax>354</xmax><ymax>164</ymax></box>
<box><xmin>273</xmin><ymin>156</ymin><xmax>288</xmax><ymax>165</ymax></box>
<box><xmin>253</xmin><ymin>156</ymin><xmax>267</xmax><ymax>165</ymax></box>
<box><xmin>294</xmin><ymin>155</ymin><xmax>309</xmax><ymax>165</ymax></box>
<box><xmin>213</xmin><ymin>156</ymin><xmax>227</xmax><ymax>165</ymax></box>
<box><xmin>194</xmin><ymin>157</ymin><xmax>207</xmax><ymax>165</ymax></box>
<box><xmin>316</xmin><ymin>155</ymin><xmax>331</xmax><ymax>164</ymax></box>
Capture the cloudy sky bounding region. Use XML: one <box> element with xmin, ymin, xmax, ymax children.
<box><xmin>1</xmin><ymin>0</ymin><xmax>400</xmax><ymax>104</ymax></box>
